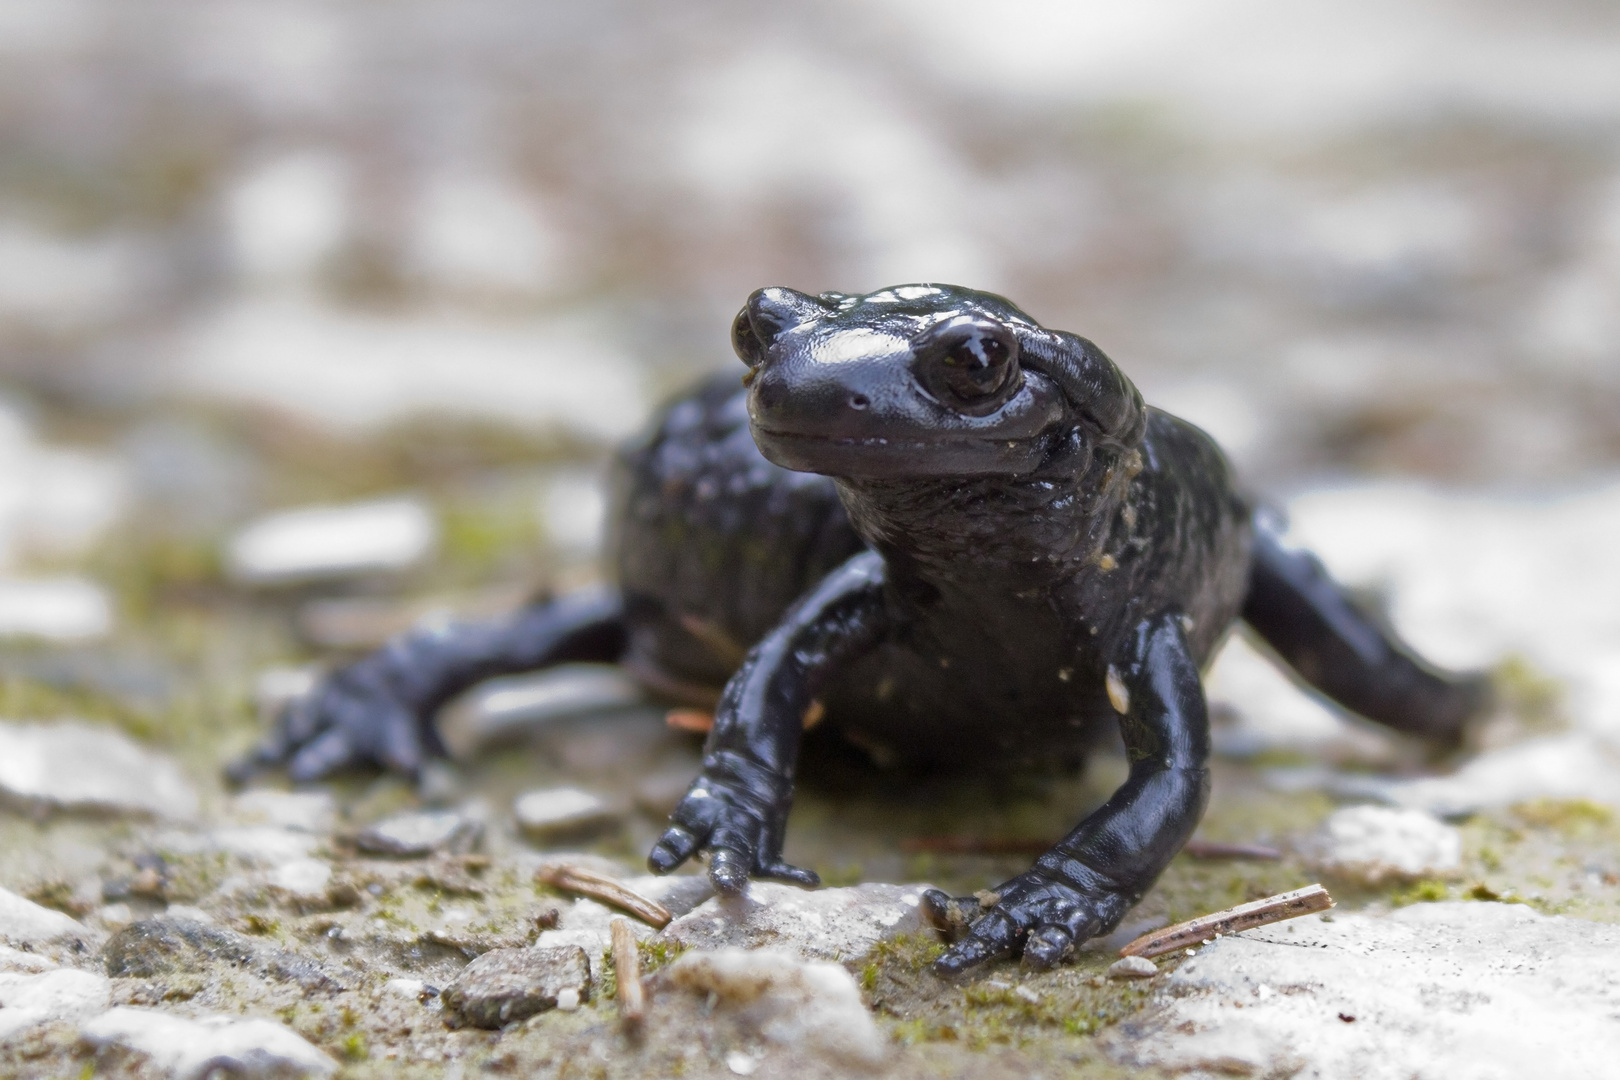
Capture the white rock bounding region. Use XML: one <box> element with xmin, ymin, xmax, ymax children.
<box><xmin>356</xmin><ymin>809</ymin><xmax>480</xmax><ymax>857</ymax></box>
<box><xmin>231</xmin><ymin>789</ymin><xmax>335</xmax><ymax>834</ymax></box>
<box><xmin>665</xmin><ymin>948</ymin><xmax>887</xmax><ymax>1068</ymax></box>
<box><xmin>0</xmin><ymin>885</ymin><xmax>91</xmax><ymax>947</ymax></box>
<box><xmin>659</xmin><ymin>882</ymin><xmax>932</xmax><ymax>963</ymax></box>
<box><xmin>0</xmin><ymin>967</ymin><xmax>110</xmax><ymax>1039</ymax></box>
<box><xmin>1107</xmin><ymin>955</ymin><xmax>1158</xmax><ymax>979</ymax></box>
<box><xmin>0</xmin><ymin>576</ymin><xmax>112</xmax><ymax>641</ymax></box>
<box><xmin>1302</xmin><ymin>805</ymin><xmax>1462</xmax><ymax>883</ymax></box>
<box><xmin>438</xmin><ymin>665</ymin><xmax>644</xmax><ymax>759</ymax></box>
<box><xmin>225</xmin><ymin>497</ymin><xmax>437</xmax><ymax>586</ymax></box>
<box><xmin>0</xmin><ymin>720</ymin><xmax>198</xmax><ymax>820</ymax></box>
<box><xmin>268</xmin><ymin>858</ymin><xmax>333</xmax><ymax>898</ymax></box>
<box><xmin>81</xmin><ymin>1006</ymin><xmax>337</xmax><ymax>1078</ymax></box>
<box><xmin>384</xmin><ymin>977</ymin><xmax>426</xmax><ymax>999</ymax></box>
<box><xmin>513</xmin><ymin>787</ymin><xmax>619</xmax><ymax>840</ymax></box>
<box><xmin>1107</xmin><ymin>902</ymin><xmax>1620</xmax><ymax>1080</ymax></box>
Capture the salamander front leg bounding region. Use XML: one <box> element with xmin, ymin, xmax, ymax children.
<box><xmin>927</xmin><ymin>611</ymin><xmax>1210</xmax><ymax>974</ymax></box>
<box><xmin>648</xmin><ymin>551</ymin><xmax>890</xmax><ymax>894</ymax></box>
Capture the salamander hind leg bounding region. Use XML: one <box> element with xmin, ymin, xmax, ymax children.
<box><xmin>228</xmin><ymin>587</ymin><xmax>629</xmax><ymax>784</ymax></box>
<box><xmin>1241</xmin><ymin>520</ymin><xmax>1490</xmax><ymax>748</ymax></box>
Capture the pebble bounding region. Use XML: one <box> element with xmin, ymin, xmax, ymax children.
<box><xmin>665</xmin><ymin>947</ymin><xmax>887</xmax><ymax>1067</ymax></box>
<box><xmin>225</xmin><ymin>496</ymin><xmax>437</xmax><ymax>586</ymax></box>
<box><xmin>1302</xmin><ymin>805</ymin><xmax>1462</xmax><ymax>884</ymax></box>
<box><xmin>0</xmin><ymin>884</ymin><xmax>92</xmax><ymax>947</ymax></box>
<box><xmin>0</xmin><ymin>943</ymin><xmax>58</xmax><ymax>974</ymax></box>
<box><xmin>659</xmin><ymin>882</ymin><xmax>932</xmax><ymax>963</ymax></box>
<box><xmin>81</xmin><ymin>1006</ymin><xmax>337</xmax><ymax>1078</ymax></box>
<box><xmin>0</xmin><ymin>967</ymin><xmax>110</xmax><ymax>1039</ymax></box>
<box><xmin>231</xmin><ymin>789</ymin><xmax>335</xmax><ymax>834</ymax></box>
<box><xmin>0</xmin><ymin>720</ymin><xmax>198</xmax><ymax>821</ymax></box>
<box><xmin>513</xmin><ymin>787</ymin><xmax>620</xmax><ymax>841</ymax></box>
<box><xmin>440</xmin><ymin>945</ymin><xmax>591</xmax><ymax>1029</ymax></box>
<box><xmin>1107</xmin><ymin>955</ymin><xmax>1158</xmax><ymax>979</ymax></box>
<box><xmin>437</xmin><ymin>665</ymin><xmax>644</xmax><ymax>759</ymax></box>
<box><xmin>0</xmin><ymin>576</ymin><xmax>113</xmax><ymax>641</ymax></box>
<box><xmin>356</xmin><ymin>808</ymin><xmax>481</xmax><ymax>857</ymax></box>
<box><xmin>267</xmin><ymin>858</ymin><xmax>333</xmax><ymax>898</ymax></box>
<box><xmin>1107</xmin><ymin>902</ymin><xmax>1620</xmax><ymax>1079</ymax></box>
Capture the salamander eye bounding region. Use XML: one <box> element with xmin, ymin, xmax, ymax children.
<box><xmin>942</xmin><ymin>332</ymin><xmax>1014</xmax><ymax>400</ymax></box>
<box><xmin>732</xmin><ymin>309</ymin><xmax>766</xmax><ymax>367</ymax></box>
<box><xmin>914</xmin><ymin>317</ymin><xmax>1021</xmax><ymax>414</ymax></box>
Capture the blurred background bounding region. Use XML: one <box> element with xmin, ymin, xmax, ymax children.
<box><xmin>1</xmin><ymin>0</ymin><xmax>1619</xmax><ymax>755</ymax></box>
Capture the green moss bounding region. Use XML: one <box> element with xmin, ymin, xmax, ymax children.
<box><xmin>1392</xmin><ymin>879</ymin><xmax>1450</xmax><ymax>905</ymax></box>
<box><xmin>1513</xmin><ymin>798</ymin><xmax>1614</xmax><ymax>832</ymax></box>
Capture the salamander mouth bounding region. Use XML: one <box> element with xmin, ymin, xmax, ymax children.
<box><xmin>751</xmin><ymin>427</ymin><xmax>1047</xmax><ymax>477</ymax></box>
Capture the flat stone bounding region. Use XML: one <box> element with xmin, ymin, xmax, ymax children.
<box><xmin>665</xmin><ymin>947</ymin><xmax>887</xmax><ymax>1068</ymax></box>
<box><xmin>0</xmin><ymin>576</ymin><xmax>113</xmax><ymax>642</ymax></box>
<box><xmin>438</xmin><ymin>664</ymin><xmax>645</xmax><ymax>759</ymax></box>
<box><xmin>225</xmin><ymin>496</ymin><xmax>437</xmax><ymax>586</ymax></box>
<box><xmin>513</xmin><ymin>787</ymin><xmax>620</xmax><ymax>840</ymax></box>
<box><xmin>1107</xmin><ymin>955</ymin><xmax>1158</xmax><ymax>979</ymax></box>
<box><xmin>82</xmin><ymin>1006</ymin><xmax>337</xmax><ymax>1078</ymax></box>
<box><xmin>1302</xmin><ymin>805</ymin><xmax>1463</xmax><ymax>884</ymax></box>
<box><xmin>0</xmin><ymin>885</ymin><xmax>91</xmax><ymax>948</ymax></box>
<box><xmin>0</xmin><ymin>720</ymin><xmax>198</xmax><ymax>821</ymax></box>
<box><xmin>1107</xmin><ymin>902</ymin><xmax>1620</xmax><ymax>1080</ymax></box>
<box><xmin>441</xmin><ymin>945</ymin><xmax>591</xmax><ymax>1029</ymax></box>
<box><xmin>231</xmin><ymin>789</ymin><xmax>334</xmax><ymax>834</ymax></box>
<box><xmin>0</xmin><ymin>967</ymin><xmax>110</xmax><ymax>1040</ymax></box>
<box><xmin>356</xmin><ymin>808</ymin><xmax>481</xmax><ymax>857</ymax></box>
<box><xmin>659</xmin><ymin>882</ymin><xmax>932</xmax><ymax>963</ymax></box>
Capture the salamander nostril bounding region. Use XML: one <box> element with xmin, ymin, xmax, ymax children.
<box><xmin>849</xmin><ymin>393</ymin><xmax>869</xmax><ymax>410</ymax></box>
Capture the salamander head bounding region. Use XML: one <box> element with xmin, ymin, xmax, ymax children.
<box><xmin>734</xmin><ymin>284</ymin><xmax>1143</xmax><ymax>479</ymax></box>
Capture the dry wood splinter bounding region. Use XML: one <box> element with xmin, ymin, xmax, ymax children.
<box><xmin>1120</xmin><ymin>883</ymin><xmax>1335</xmax><ymax>959</ymax></box>
<box><xmin>537</xmin><ymin>863</ymin><xmax>673</xmax><ymax>929</ymax></box>
<box><xmin>611</xmin><ymin>917</ymin><xmax>647</xmax><ymax>1023</ymax></box>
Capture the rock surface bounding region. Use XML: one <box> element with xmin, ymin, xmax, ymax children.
<box><xmin>81</xmin><ymin>1006</ymin><xmax>337</xmax><ymax>1078</ymax></box>
<box><xmin>659</xmin><ymin>882</ymin><xmax>932</xmax><ymax>963</ymax></box>
<box><xmin>103</xmin><ymin>918</ymin><xmax>338</xmax><ymax>992</ymax></box>
<box><xmin>225</xmin><ymin>496</ymin><xmax>437</xmax><ymax>585</ymax></box>
<box><xmin>441</xmin><ymin>945</ymin><xmax>591</xmax><ymax>1029</ymax></box>
<box><xmin>664</xmin><ymin>947</ymin><xmax>888</xmax><ymax>1068</ymax></box>
<box><xmin>0</xmin><ymin>886</ymin><xmax>93</xmax><ymax>948</ymax></box>
<box><xmin>513</xmin><ymin>786</ymin><xmax>620</xmax><ymax>839</ymax></box>
<box><xmin>356</xmin><ymin>808</ymin><xmax>481</xmax><ymax>857</ymax></box>
<box><xmin>231</xmin><ymin>789</ymin><xmax>335</xmax><ymax>834</ymax></box>
<box><xmin>1108</xmin><ymin>902</ymin><xmax>1620</xmax><ymax>1080</ymax></box>
<box><xmin>0</xmin><ymin>720</ymin><xmax>198</xmax><ymax>820</ymax></box>
<box><xmin>1303</xmin><ymin>804</ymin><xmax>1463</xmax><ymax>883</ymax></box>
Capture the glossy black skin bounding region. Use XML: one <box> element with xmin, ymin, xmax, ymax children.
<box><xmin>232</xmin><ymin>284</ymin><xmax>1485</xmax><ymax>975</ymax></box>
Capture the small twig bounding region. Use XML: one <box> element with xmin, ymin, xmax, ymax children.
<box><xmin>1120</xmin><ymin>884</ymin><xmax>1334</xmax><ymax>959</ymax></box>
<box><xmin>1181</xmin><ymin>839</ymin><xmax>1282</xmax><ymax>861</ymax></box>
<box><xmin>536</xmin><ymin>864</ymin><xmax>673</xmax><ymax>929</ymax></box>
<box><xmin>611</xmin><ymin>917</ymin><xmax>646</xmax><ymax>1024</ymax></box>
